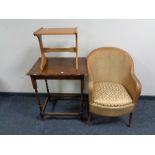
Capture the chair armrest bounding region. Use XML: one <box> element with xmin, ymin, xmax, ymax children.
<box><xmin>124</xmin><ymin>73</ymin><xmax>142</xmax><ymax>104</ymax></box>
<box><xmin>88</xmin><ymin>81</ymin><xmax>94</xmax><ymax>104</ymax></box>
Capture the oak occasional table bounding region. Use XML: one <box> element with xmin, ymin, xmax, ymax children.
<box><xmin>27</xmin><ymin>57</ymin><xmax>87</xmax><ymax>120</ymax></box>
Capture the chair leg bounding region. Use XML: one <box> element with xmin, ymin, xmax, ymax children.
<box><xmin>128</xmin><ymin>112</ymin><xmax>133</xmax><ymax>127</ymax></box>
<box><xmin>87</xmin><ymin>112</ymin><xmax>92</xmax><ymax>126</ymax></box>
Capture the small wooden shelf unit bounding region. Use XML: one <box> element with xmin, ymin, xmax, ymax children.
<box><xmin>34</xmin><ymin>28</ymin><xmax>78</xmax><ymax>71</ymax></box>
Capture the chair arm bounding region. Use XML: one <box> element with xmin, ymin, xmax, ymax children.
<box><xmin>124</xmin><ymin>73</ymin><xmax>142</xmax><ymax>104</ymax></box>
<box><xmin>88</xmin><ymin>81</ymin><xmax>94</xmax><ymax>104</ymax></box>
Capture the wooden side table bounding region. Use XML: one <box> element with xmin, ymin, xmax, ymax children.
<box><xmin>34</xmin><ymin>28</ymin><xmax>78</xmax><ymax>71</ymax></box>
<box><xmin>27</xmin><ymin>57</ymin><xmax>87</xmax><ymax>120</ymax></box>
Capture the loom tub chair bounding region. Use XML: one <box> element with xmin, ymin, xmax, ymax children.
<box><xmin>87</xmin><ymin>47</ymin><xmax>142</xmax><ymax>127</ymax></box>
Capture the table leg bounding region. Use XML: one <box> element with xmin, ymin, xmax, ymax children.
<box><xmin>30</xmin><ymin>76</ymin><xmax>42</xmax><ymax>113</ymax></box>
<box><xmin>45</xmin><ymin>80</ymin><xmax>51</xmax><ymax>99</ymax></box>
<box><xmin>80</xmin><ymin>78</ymin><xmax>84</xmax><ymax>120</ymax></box>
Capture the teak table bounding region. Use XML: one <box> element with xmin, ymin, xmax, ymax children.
<box><xmin>34</xmin><ymin>28</ymin><xmax>78</xmax><ymax>71</ymax></box>
<box><xmin>27</xmin><ymin>57</ymin><xmax>87</xmax><ymax>120</ymax></box>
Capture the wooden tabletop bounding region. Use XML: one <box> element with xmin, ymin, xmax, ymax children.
<box><xmin>27</xmin><ymin>57</ymin><xmax>87</xmax><ymax>77</ymax></box>
<box><xmin>34</xmin><ymin>28</ymin><xmax>77</xmax><ymax>36</ymax></box>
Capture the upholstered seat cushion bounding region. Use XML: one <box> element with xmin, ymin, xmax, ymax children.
<box><xmin>93</xmin><ymin>82</ymin><xmax>132</xmax><ymax>107</ymax></box>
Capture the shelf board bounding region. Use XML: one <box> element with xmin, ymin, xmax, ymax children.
<box><xmin>44</xmin><ymin>47</ymin><xmax>76</xmax><ymax>53</ymax></box>
<box><xmin>34</xmin><ymin>27</ymin><xmax>77</xmax><ymax>36</ymax></box>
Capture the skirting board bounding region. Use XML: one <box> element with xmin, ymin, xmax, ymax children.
<box><xmin>0</xmin><ymin>92</ymin><xmax>154</xmax><ymax>100</ymax></box>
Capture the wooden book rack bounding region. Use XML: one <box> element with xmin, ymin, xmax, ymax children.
<box><xmin>34</xmin><ymin>27</ymin><xmax>78</xmax><ymax>71</ymax></box>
